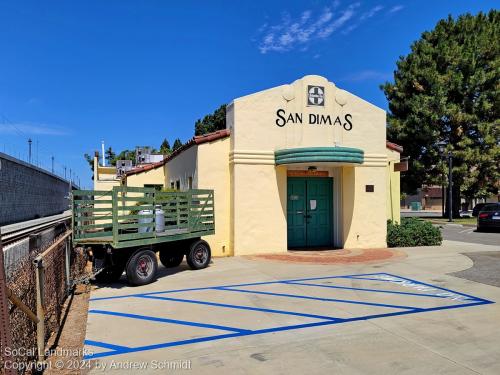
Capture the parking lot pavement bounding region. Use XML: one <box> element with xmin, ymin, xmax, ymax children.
<box><xmin>83</xmin><ymin>242</ymin><xmax>500</xmax><ymax>375</ymax></box>
<box><xmin>440</xmin><ymin>224</ymin><xmax>500</xmax><ymax>246</ymax></box>
<box><xmin>451</xmin><ymin>251</ymin><xmax>500</xmax><ymax>288</ymax></box>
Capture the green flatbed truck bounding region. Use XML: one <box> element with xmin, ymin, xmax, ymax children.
<box><xmin>72</xmin><ymin>186</ymin><xmax>214</xmax><ymax>286</ymax></box>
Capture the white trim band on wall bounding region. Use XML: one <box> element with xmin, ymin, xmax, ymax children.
<box><xmin>362</xmin><ymin>154</ymin><xmax>388</xmax><ymax>167</ymax></box>
<box><xmin>230</xmin><ymin>150</ymin><xmax>275</xmax><ymax>165</ymax></box>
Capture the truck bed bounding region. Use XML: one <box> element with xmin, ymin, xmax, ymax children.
<box><xmin>72</xmin><ymin>187</ymin><xmax>214</xmax><ymax>249</ymax></box>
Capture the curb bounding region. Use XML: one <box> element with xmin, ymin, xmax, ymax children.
<box><xmin>427</xmin><ymin>220</ymin><xmax>477</xmax><ymax>228</ymax></box>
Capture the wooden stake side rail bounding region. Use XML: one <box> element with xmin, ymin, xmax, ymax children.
<box><xmin>72</xmin><ymin>187</ymin><xmax>215</xmax><ymax>248</ymax></box>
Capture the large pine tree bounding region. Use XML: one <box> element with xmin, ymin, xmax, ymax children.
<box><xmin>382</xmin><ymin>10</ymin><xmax>499</xmax><ymax>215</ymax></box>
<box><xmin>194</xmin><ymin>104</ymin><xmax>227</xmax><ymax>136</ymax></box>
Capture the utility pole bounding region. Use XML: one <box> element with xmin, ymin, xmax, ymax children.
<box><xmin>101</xmin><ymin>140</ymin><xmax>105</xmax><ymax>167</ymax></box>
<box><xmin>51</xmin><ymin>156</ymin><xmax>54</xmax><ymax>173</ymax></box>
<box><xmin>64</xmin><ymin>166</ymin><xmax>67</xmax><ymax>179</ymax></box>
<box><xmin>28</xmin><ymin>138</ymin><xmax>32</xmax><ymax>164</ymax></box>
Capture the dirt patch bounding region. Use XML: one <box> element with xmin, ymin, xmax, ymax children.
<box><xmin>43</xmin><ymin>283</ymin><xmax>90</xmax><ymax>375</ymax></box>
<box><xmin>245</xmin><ymin>248</ymin><xmax>406</xmax><ymax>265</ymax></box>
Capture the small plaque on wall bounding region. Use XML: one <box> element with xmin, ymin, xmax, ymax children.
<box><xmin>366</xmin><ymin>185</ymin><xmax>375</xmax><ymax>192</ymax></box>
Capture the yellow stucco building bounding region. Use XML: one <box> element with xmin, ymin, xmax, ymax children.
<box><xmin>100</xmin><ymin>75</ymin><xmax>403</xmax><ymax>257</ymax></box>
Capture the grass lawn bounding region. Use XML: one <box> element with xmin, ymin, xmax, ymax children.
<box><xmin>422</xmin><ymin>217</ymin><xmax>477</xmax><ymax>225</ymax></box>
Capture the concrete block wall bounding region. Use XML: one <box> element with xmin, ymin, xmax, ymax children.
<box><xmin>0</xmin><ymin>152</ymin><xmax>71</xmax><ymax>226</ymax></box>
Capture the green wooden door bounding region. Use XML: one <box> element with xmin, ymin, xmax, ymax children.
<box><xmin>287</xmin><ymin>178</ymin><xmax>307</xmax><ymax>247</ymax></box>
<box><xmin>287</xmin><ymin>177</ymin><xmax>333</xmax><ymax>248</ymax></box>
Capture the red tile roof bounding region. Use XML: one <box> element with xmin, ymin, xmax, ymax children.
<box><xmin>124</xmin><ymin>129</ymin><xmax>231</xmax><ymax>177</ymax></box>
<box><xmin>386</xmin><ymin>141</ymin><xmax>403</xmax><ymax>153</ymax></box>
<box><xmin>124</xmin><ymin>160</ymin><xmax>165</xmax><ymax>176</ymax></box>
<box><xmin>124</xmin><ymin>130</ymin><xmax>402</xmax><ymax>177</ymax></box>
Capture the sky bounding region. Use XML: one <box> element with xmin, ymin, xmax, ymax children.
<box><xmin>0</xmin><ymin>0</ymin><xmax>497</xmax><ymax>189</ymax></box>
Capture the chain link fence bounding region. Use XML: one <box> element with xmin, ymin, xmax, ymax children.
<box><xmin>1</xmin><ymin>229</ymin><xmax>88</xmax><ymax>373</ymax></box>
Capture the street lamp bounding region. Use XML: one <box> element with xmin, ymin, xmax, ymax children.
<box><xmin>437</xmin><ymin>141</ymin><xmax>453</xmax><ymax>222</ymax></box>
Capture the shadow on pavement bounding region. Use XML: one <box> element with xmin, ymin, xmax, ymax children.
<box><xmin>449</xmin><ymin>251</ymin><xmax>500</xmax><ymax>288</ymax></box>
<box><xmin>91</xmin><ymin>262</ymin><xmax>193</xmax><ymax>290</ymax></box>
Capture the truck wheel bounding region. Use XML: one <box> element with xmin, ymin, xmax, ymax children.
<box><xmin>92</xmin><ymin>253</ymin><xmax>125</xmax><ymax>283</ymax></box>
<box><xmin>126</xmin><ymin>249</ymin><xmax>158</xmax><ymax>286</ymax></box>
<box><xmin>186</xmin><ymin>240</ymin><xmax>211</xmax><ymax>270</ymax></box>
<box><xmin>95</xmin><ymin>264</ymin><xmax>125</xmax><ymax>283</ymax></box>
<box><xmin>159</xmin><ymin>249</ymin><xmax>184</xmax><ymax>268</ymax></box>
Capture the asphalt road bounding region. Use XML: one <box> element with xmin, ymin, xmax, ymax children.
<box><xmin>401</xmin><ymin>211</ymin><xmax>442</xmax><ymax>218</ymax></box>
<box><xmin>450</xmin><ymin>251</ymin><xmax>500</xmax><ymax>288</ymax></box>
<box><xmin>440</xmin><ymin>224</ymin><xmax>499</xmax><ymax>246</ymax></box>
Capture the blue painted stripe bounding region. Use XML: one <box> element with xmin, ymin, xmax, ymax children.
<box><xmin>215</xmin><ymin>287</ymin><xmax>419</xmax><ymax>310</ymax></box>
<box><xmin>211</xmin><ymin>273</ymin><xmax>383</xmax><ymax>289</ymax></box>
<box><xmin>218</xmin><ymin>273</ymin><xmax>387</xmax><ymax>289</ymax></box>
<box><xmin>84</xmin><ymin>339</ymin><xmax>130</xmax><ymax>351</ymax></box>
<box><xmin>89</xmin><ymin>309</ymin><xmax>250</xmax><ymax>333</ymax></box>
<box><xmin>90</xmin><ymin>294</ymin><xmax>143</xmax><ymax>302</ymax></box>
<box><xmin>90</xmin><ymin>287</ymin><xmax>215</xmax><ymax>302</ymax></box>
<box><xmin>136</xmin><ymin>294</ymin><xmax>340</xmax><ymax>321</ymax></box>
<box><xmin>88</xmin><ymin>272</ymin><xmax>492</xmax><ymax>306</ymax></box>
<box><xmin>284</xmin><ymin>281</ymin><xmax>449</xmax><ymax>298</ymax></box>
<box><xmin>381</xmin><ymin>273</ymin><xmax>492</xmax><ymax>303</ymax></box>
<box><xmin>84</xmin><ymin>332</ymin><xmax>242</xmax><ymax>360</ymax></box>
<box><xmin>341</xmin><ymin>276</ymin><xmax>396</xmax><ymax>282</ymax></box>
<box><xmin>346</xmin><ymin>274</ymin><xmax>491</xmax><ymax>303</ymax></box>
<box><xmin>89</xmin><ymin>273</ymin><xmax>388</xmax><ymax>302</ymax></box>
<box><xmin>84</xmin><ymin>300</ymin><xmax>491</xmax><ymax>361</ymax></box>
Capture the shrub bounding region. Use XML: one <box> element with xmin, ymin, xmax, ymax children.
<box><xmin>387</xmin><ymin>218</ymin><xmax>442</xmax><ymax>247</ymax></box>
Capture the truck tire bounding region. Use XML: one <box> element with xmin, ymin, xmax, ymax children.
<box><xmin>92</xmin><ymin>252</ymin><xmax>125</xmax><ymax>283</ymax></box>
<box><xmin>159</xmin><ymin>249</ymin><xmax>184</xmax><ymax>268</ymax></box>
<box><xmin>126</xmin><ymin>249</ymin><xmax>158</xmax><ymax>286</ymax></box>
<box><xmin>94</xmin><ymin>264</ymin><xmax>125</xmax><ymax>283</ymax></box>
<box><xmin>186</xmin><ymin>240</ymin><xmax>211</xmax><ymax>270</ymax></box>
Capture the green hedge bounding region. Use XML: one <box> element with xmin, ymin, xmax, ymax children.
<box><xmin>387</xmin><ymin>218</ymin><xmax>442</xmax><ymax>247</ymax></box>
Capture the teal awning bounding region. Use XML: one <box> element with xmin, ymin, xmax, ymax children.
<box><xmin>275</xmin><ymin>147</ymin><xmax>364</xmax><ymax>165</ymax></box>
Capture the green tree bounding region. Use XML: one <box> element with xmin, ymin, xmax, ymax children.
<box><xmin>172</xmin><ymin>138</ymin><xmax>183</xmax><ymax>151</ymax></box>
<box><xmin>105</xmin><ymin>147</ymin><xmax>116</xmax><ymax>166</ymax></box>
<box><xmin>195</xmin><ymin>104</ymin><xmax>227</xmax><ymax>135</ymax></box>
<box><xmin>159</xmin><ymin>138</ymin><xmax>171</xmax><ymax>154</ymax></box>
<box><xmin>382</xmin><ymin>11</ymin><xmax>499</xmax><ymax>217</ymax></box>
<box><xmin>83</xmin><ymin>148</ymin><xmax>137</xmax><ymax>172</ymax></box>
<box><xmin>83</xmin><ymin>153</ymin><xmax>96</xmax><ymax>180</ymax></box>
<box><xmin>112</xmin><ymin>149</ymin><xmax>135</xmax><ymax>166</ymax></box>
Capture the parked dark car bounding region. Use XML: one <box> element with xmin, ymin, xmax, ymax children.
<box><xmin>472</xmin><ymin>203</ymin><xmax>488</xmax><ymax>217</ymax></box>
<box><xmin>477</xmin><ymin>203</ymin><xmax>500</xmax><ymax>232</ymax></box>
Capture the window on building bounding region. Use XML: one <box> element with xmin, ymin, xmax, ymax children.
<box><xmin>176</xmin><ymin>180</ymin><xmax>180</xmax><ymax>190</ymax></box>
<box><xmin>170</xmin><ymin>181</ymin><xmax>175</xmax><ymax>189</ymax></box>
<box><xmin>188</xmin><ymin>176</ymin><xmax>193</xmax><ymax>190</ymax></box>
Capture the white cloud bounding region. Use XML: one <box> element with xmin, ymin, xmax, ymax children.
<box><xmin>389</xmin><ymin>5</ymin><xmax>404</xmax><ymax>13</ymax></box>
<box><xmin>341</xmin><ymin>4</ymin><xmax>384</xmax><ymax>34</ymax></box>
<box><xmin>258</xmin><ymin>2</ymin><xmax>361</xmax><ymax>54</ymax></box>
<box><xmin>0</xmin><ymin>123</ymin><xmax>69</xmax><ymax>136</ymax></box>
<box><xmin>339</xmin><ymin>70</ymin><xmax>392</xmax><ymax>82</ymax></box>
<box><xmin>360</xmin><ymin>5</ymin><xmax>384</xmax><ymax>21</ymax></box>
<box><xmin>256</xmin><ymin>2</ymin><xmax>405</xmax><ymax>54</ymax></box>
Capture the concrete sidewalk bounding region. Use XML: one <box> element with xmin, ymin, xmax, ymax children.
<box><xmin>83</xmin><ymin>241</ymin><xmax>500</xmax><ymax>375</ymax></box>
